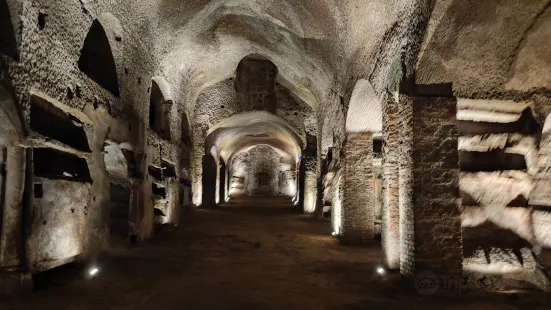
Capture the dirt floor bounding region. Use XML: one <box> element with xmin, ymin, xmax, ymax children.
<box><xmin>2</xmin><ymin>197</ymin><xmax>550</xmax><ymax>309</ymax></box>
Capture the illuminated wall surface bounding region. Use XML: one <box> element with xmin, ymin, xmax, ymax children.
<box><xmin>1</xmin><ymin>0</ymin><xmax>551</xmax><ymax>296</ymax></box>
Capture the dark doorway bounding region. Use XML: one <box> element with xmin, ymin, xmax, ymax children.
<box><xmin>201</xmin><ymin>154</ymin><xmax>217</xmax><ymax>207</ymax></box>
<box><xmin>109</xmin><ymin>181</ymin><xmax>130</xmax><ymax>242</ymax></box>
<box><xmin>0</xmin><ymin>0</ymin><xmax>18</xmax><ymax>60</ymax></box>
<box><xmin>298</xmin><ymin>159</ymin><xmax>306</xmax><ymax>209</ymax></box>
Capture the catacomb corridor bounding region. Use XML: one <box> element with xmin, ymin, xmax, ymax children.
<box><xmin>1</xmin><ymin>0</ymin><xmax>551</xmax><ymax>309</ymax></box>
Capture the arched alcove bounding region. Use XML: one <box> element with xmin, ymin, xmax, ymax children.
<box><xmin>78</xmin><ymin>19</ymin><xmax>120</xmax><ymax>96</ymax></box>
<box><xmin>235</xmin><ymin>54</ymin><xmax>278</xmax><ymax>112</ymax></box>
<box><xmin>181</xmin><ymin>111</ymin><xmax>191</xmax><ymax>146</ymax></box>
<box><xmin>0</xmin><ymin>0</ymin><xmax>19</xmax><ymax>60</ymax></box>
<box><xmin>149</xmin><ymin>77</ymin><xmax>172</xmax><ymax>140</ymax></box>
<box><xmin>201</xmin><ymin>153</ymin><xmax>217</xmax><ymax>207</ymax></box>
<box><xmin>345</xmin><ymin>79</ymin><xmax>382</xmax><ymax>134</ymax></box>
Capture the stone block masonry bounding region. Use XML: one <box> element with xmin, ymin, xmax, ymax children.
<box><xmin>411</xmin><ymin>95</ymin><xmax>463</xmax><ymax>277</ymax></box>
<box><xmin>339</xmin><ymin>133</ymin><xmax>374</xmax><ymax>244</ymax></box>
<box><xmin>382</xmin><ymin>94</ymin><xmax>400</xmax><ymax>270</ymax></box>
<box><xmin>398</xmin><ymin>95</ymin><xmax>414</xmax><ymax>276</ymax></box>
<box><xmin>531</xmin><ymin>132</ymin><xmax>551</xmax><ymax>206</ymax></box>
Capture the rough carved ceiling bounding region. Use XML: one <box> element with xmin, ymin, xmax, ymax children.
<box><xmin>416</xmin><ymin>0</ymin><xmax>551</xmax><ymax>96</ymax></box>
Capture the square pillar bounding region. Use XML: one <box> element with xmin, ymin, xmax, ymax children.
<box><xmin>531</xmin><ymin>120</ymin><xmax>551</xmax><ymax>248</ymax></box>
<box><xmin>191</xmin><ymin>125</ymin><xmax>206</xmax><ymax>206</ymax></box>
<box><xmin>398</xmin><ymin>96</ymin><xmax>414</xmax><ymax>275</ymax></box>
<box><xmin>531</xmin><ymin>131</ymin><xmax>551</xmax><ymax>206</ymax></box>
<box><xmin>303</xmin><ymin>157</ymin><xmax>317</xmax><ymax>213</ymax></box>
<box><xmin>340</xmin><ymin>133</ymin><xmax>374</xmax><ymax>244</ymax></box>
<box><xmin>301</xmin><ymin>135</ymin><xmax>318</xmax><ymax>213</ymax></box>
<box><xmin>399</xmin><ymin>94</ymin><xmax>463</xmax><ymax>277</ymax></box>
<box><xmin>382</xmin><ymin>94</ymin><xmax>400</xmax><ymax>270</ymax></box>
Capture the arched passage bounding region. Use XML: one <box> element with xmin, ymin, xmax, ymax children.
<box><xmin>78</xmin><ymin>18</ymin><xmax>120</xmax><ymax>96</ymax></box>
<box><xmin>149</xmin><ymin>77</ymin><xmax>172</xmax><ymax>140</ymax></box>
<box><xmin>0</xmin><ymin>0</ymin><xmax>19</xmax><ymax>60</ymax></box>
<box><xmin>201</xmin><ymin>152</ymin><xmax>217</xmax><ymax>207</ymax></box>
<box><xmin>192</xmin><ymin>111</ymin><xmax>304</xmax><ymax>206</ymax></box>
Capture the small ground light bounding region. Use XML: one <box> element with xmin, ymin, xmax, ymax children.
<box><xmin>377</xmin><ymin>267</ymin><xmax>385</xmax><ymax>275</ymax></box>
<box><xmin>331</xmin><ymin>232</ymin><xmax>337</xmax><ymax>236</ymax></box>
<box><xmin>89</xmin><ymin>267</ymin><xmax>99</xmax><ymax>277</ymax></box>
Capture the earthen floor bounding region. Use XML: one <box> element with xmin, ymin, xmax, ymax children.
<box><xmin>3</xmin><ymin>197</ymin><xmax>550</xmax><ymax>309</ymax></box>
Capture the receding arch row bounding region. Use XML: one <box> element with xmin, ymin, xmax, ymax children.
<box><xmin>205</xmin><ymin>111</ymin><xmax>304</xmax><ymax>163</ymax></box>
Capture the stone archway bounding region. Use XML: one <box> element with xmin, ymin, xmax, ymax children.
<box><xmin>78</xmin><ymin>15</ymin><xmax>121</xmax><ymax>96</ymax></box>
<box><xmin>0</xmin><ymin>0</ymin><xmax>19</xmax><ymax>60</ymax></box>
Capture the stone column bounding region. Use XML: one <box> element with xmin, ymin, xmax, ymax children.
<box><xmin>215</xmin><ymin>160</ymin><xmax>221</xmax><ymax>205</ymax></box>
<box><xmin>531</xmin><ymin>112</ymin><xmax>551</xmax><ymax>248</ymax></box>
<box><xmin>302</xmin><ymin>157</ymin><xmax>317</xmax><ymax>213</ymax></box>
<box><xmin>340</xmin><ymin>133</ymin><xmax>374</xmax><ymax>244</ymax></box>
<box><xmin>0</xmin><ymin>147</ymin><xmax>25</xmax><ymax>269</ymax></box>
<box><xmin>331</xmin><ymin>170</ymin><xmax>344</xmax><ymax>235</ymax></box>
<box><xmin>224</xmin><ymin>165</ymin><xmax>229</xmax><ymax>202</ymax></box>
<box><xmin>218</xmin><ymin>160</ymin><xmax>226</xmax><ymax>204</ymax></box>
<box><xmin>397</xmin><ymin>95</ymin><xmax>414</xmax><ymax>275</ymax></box>
<box><xmin>399</xmin><ymin>94</ymin><xmax>463</xmax><ymax>277</ymax></box>
<box><xmin>301</xmin><ymin>135</ymin><xmax>318</xmax><ymax>213</ymax></box>
<box><xmin>382</xmin><ymin>94</ymin><xmax>400</xmax><ymax>270</ymax></box>
<box><xmin>191</xmin><ymin>124</ymin><xmax>206</xmax><ymax>206</ymax></box>
<box><xmin>531</xmin><ymin>124</ymin><xmax>551</xmax><ymax>206</ymax></box>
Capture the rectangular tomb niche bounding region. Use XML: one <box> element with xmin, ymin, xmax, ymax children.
<box><xmin>153</xmin><ymin>183</ymin><xmax>169</xmax><ymax>224</ymax></box>
<box><xmin>148</xmin><ymin>159</ymin><xmax>177</xmax><ymax>181</ymax></box>
<box><xmin>30</xmin><ymin>92</ymin><xmax>91</xmax><ymax>152</ymax></box>
<box><xmin>33</xmin><ymin>148</ymin><xmax>92</xmax><ymax>182</ymax></box>
<box><xmin>28</xmin><ymin>148</ymin><xmax>92</xmax><ymax>272</ymax></box>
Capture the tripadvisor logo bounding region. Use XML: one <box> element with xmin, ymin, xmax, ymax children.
<box><xmin>414</xmin><ymin>271</ymin><xmax>439</xmax><ymax>295</ymax></box>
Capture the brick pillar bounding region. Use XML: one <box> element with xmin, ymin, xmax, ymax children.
<box><xmin>531</xmin><ymin>128</ymin><xmax>551</xmax><ymax>206</ymax></box>
<box><xmin>531</xmin><ymin>117</ymin><xmax>551</xmax><ymax>247</ymax></box>
<box><xmin>301</xmin><ymin>135</ymin><xmax>318</xmax><ymax>213</ymax></box>
<box><xmin>382</xmin><ymin>94</ymin><xmax>400</xmax><ymax>270</ymax></box>
<box><xmin>399</xmin><ymin>94</ymin><xmax>463</xmax><ymax>277</ymax></box>
<box><xmin>340</xmin><ymin>133</ymin><xmax>374</xmax><ymax>243</ymax></box>
<box><xmin>303</xmin><ymin>156</ymin><xmax>317</xmax><ymax>213</ymax></box>
<box><xmin>397</xmin><ymin>96</ymin><xmax>414</xmax><ymax>275</ymax></box>
<box><xmin>331</xmin><ymin>170</ymin><xmax>344</xmax><ymax>234</ymax></box>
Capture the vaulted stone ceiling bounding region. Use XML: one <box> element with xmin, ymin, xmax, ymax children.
<box><xmin>417</xmin><ymin>0</ymin><xmax>551</xmax><ymax>96</ymax></box>
<box><xmin>205</xmin><ymin>111</ymin><xmax>303</xmax><ymax>163</ymax></box>
<box><xmin>150</xmin><ymin>0</ymin><xmax>410</xmax><ymax>111</ymax></box>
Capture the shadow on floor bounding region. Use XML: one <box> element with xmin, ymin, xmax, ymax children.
<box><xmin>3</xmin><ymin>197</ymin><xmax>551</xmax><ymax>310</ymax></box>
